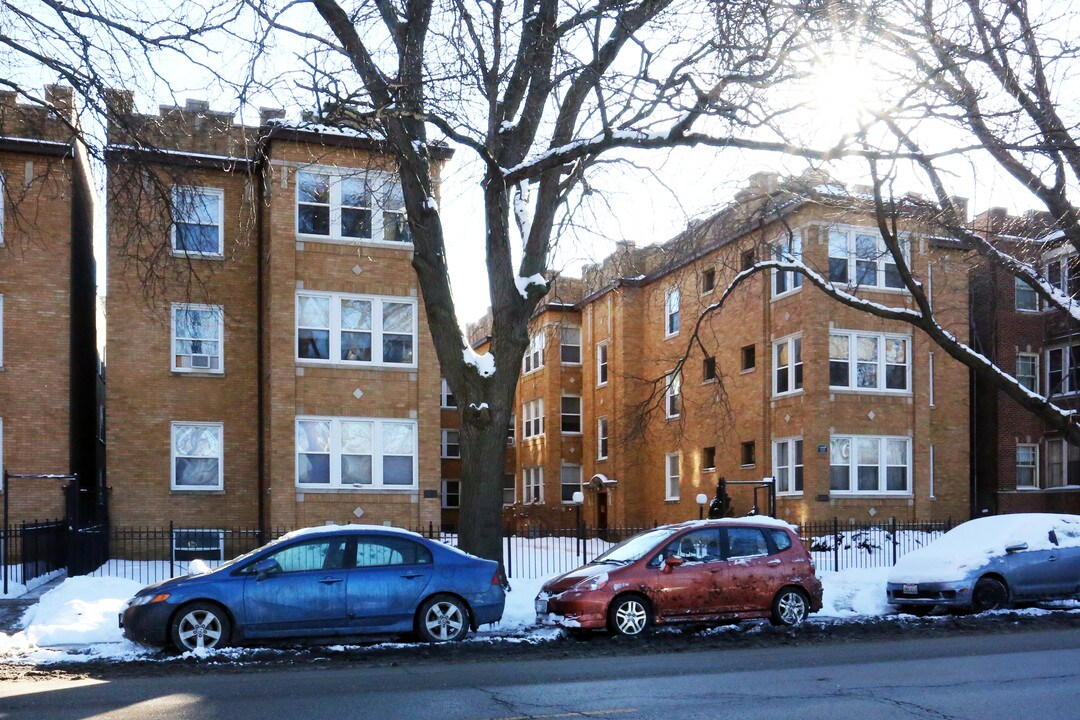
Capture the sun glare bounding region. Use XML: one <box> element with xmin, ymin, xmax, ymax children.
<box><xmin>805</xmin><ymin>42</ymin><xmax>885</xmax><ymax>137</ymax></box>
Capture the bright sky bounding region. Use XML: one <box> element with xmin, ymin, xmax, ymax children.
<box><xmin>14</xmin><ymin>2</ymin><xmax>1046</xmax><ymax>329</ymax></box>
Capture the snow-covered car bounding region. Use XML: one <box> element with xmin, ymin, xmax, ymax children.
<box><xmin>886</xmin><ymin>513</ymin><xmax>1080</xmax><ymax>614</ymax></box>
<box><xmin>535</xmin><ymin>518</ymin><xmax>823</xmax><ymax>636</ymax></box>
<box><xmin>121</xmin><ymin>525</ymin><xmax>505</xmax><ymax>651</ymax></box>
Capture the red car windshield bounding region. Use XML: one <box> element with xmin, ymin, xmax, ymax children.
<box><xmin>591</xmin><ymin>528</ymin><xmax>680</xmax><ymax>565</ymax></box>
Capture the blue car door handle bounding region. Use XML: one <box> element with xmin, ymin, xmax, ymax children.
<box><xmin>400</xmin><ymin>572</ymin><xmax>425</xmax><ymax>579</ymax></box>
<box><xmin>319</xmin><ymin>577</ymin><xmax>344</xmax><ymax>585</ymax></box>
<box><xmin>1048</xmin><ymin>555</ymin><xmax>1059</xmax><ymax>562</ymax></box>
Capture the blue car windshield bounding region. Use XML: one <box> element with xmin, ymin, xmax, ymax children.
<box><xmin>591</xmin><ymin>528</ymin><xmax>680</xmax><ymax>564</ymax></box>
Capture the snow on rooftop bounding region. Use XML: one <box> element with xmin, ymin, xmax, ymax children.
<box><xmin>267</xmin><ymin>118</ymin><xmax>383</xmax><ymax>140</ymax></box>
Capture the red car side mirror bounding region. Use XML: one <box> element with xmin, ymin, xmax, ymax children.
<box><xmin>662</xmin><ymin>555</ymin><xmax>685</xmax><ymax>574</ymax></box>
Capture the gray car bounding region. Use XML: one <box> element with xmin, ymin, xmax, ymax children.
<box><xmin>886</xmin><ymin>513</ymin><xmax>1080</xmax><ymax>614</ymax></box>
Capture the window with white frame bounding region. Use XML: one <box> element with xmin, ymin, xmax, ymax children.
<box><xmin>172</xmin><ymin>186</ymin><xmax>224</xmax><ymax>257</ymax></box>
<box><xmin>561</xmin><ymin>326</ymin><xmax>581</xmax><ymax>364</ymax></box>
<box><xmin>0</xmin><ymin>172</ymin><xmax>5</xmax><ymax>245</ymax></box>
<box><xmin>1046</xmin><ymin>438</ymin><xmax>1080</xmax><ymax>488</ymax></box>
<box><xmin>561</xmin><ymin>395</ymin><xmax>582</xmax><ymax>434</ymax></box>
<box><xmin>1045</xmin><ymin>252</ymin><xmax>1080</xmax><ymax>298</ymax></box>
<box><xmin>507</xmin><ymin>414</ymin><xmax>516</xmax><ymax>445</ymax></box>
<box><xmin>523</xmin><ymin>331</ymin><xmax>545</xmax><ymax>374</ymax></box>
<box><xmin>597</xmin><ymin>417</ymin><xmax>609</xmax><ymax>460</ymax></box>
<box><xmin>441</xmin><ymin>479</ymin><xmax>460</xmax><ymax>509</ymax></box>
<box><xmin>296</xmin><ymin>169</ymin><xmax>410</xmax><ymax>244</ymax></box>
<box><xmin>1047</xmin><ymin>344</ymin><xmax>1080</xmax><ymax>396</ymax></box>
<box><xmin>1016</xmin><ymin>444</ymin><xmax>1038</xmax><ymax>489</ymax></box>
<box><xmin>561</xmin><ymin>465</ymin><xmax>582</xmax><ymax>503</ymax></box>
<box><xmin>1016</xmin><ymin>353</ymin><xmax>1039</xmax><ymax>394</ymax></box>
<box><xmin>597</xmin><ymin>342</ymin><xmax>609</xmax><ymax>385</ymax></box>
<box><xmin>171</xmin><ymin>304</ymin><xmax>223</xmax><ymax>373</ymax></box>
<box><xmin>829</xmin><ymin>435</ymin><xmax>910</xmax><ymax>494</ymax></box>
<box><xmin>296</xmin><ymin>292</ymin><xmax>416</xmax><ymax>367</ymax></box>
<box><xmin>440</xmin><ymin>378</ymin><xmax>457</xmax><ymax>408</ymax></box>
<box><xmin>774</xmin><ymin>438</ymin><xmax>804</xmax><ymax>495</ymax></box>
<box><xmin>773</xmin><ymin>335</ymin><xmax>803</xmax><ymax>396</ymax></box>
<box><xmin>665</xmin><ymin>287</ymin><xmax>681</xmax><ymax>336</ymax></box>
<box><xmin>0</xmin><ymin>418</ymin><xmax>4</xmax><ymax>491</ymax></box>
<box><xmin>665</xmin><ymin>452</ymin><xmax>681</xmax><ymax>500</ymax></box>
<box><xmin>522</xmin><ymin>399</ymin><xmax>544</xmax><ymax>439</ymax></box>
<box><xmin>0</xmin><ymin>294</ymin><xmax>4</xmax><ymax>367</ymax></box>
<box><xmin>829</xmin><ymin>331</ymin><xmax>910</xmax><ymax>392</ymax></box>
<box><xmin>524</xmin><ymin>466</ymin><xmax>543</xmax><ymax>503</ymax></box>
<box><xmin>827</xmin><ymin>226</ymin><xmax>908</xmax><ymax>289</ymax></box>
<box><xmin>171</xmin><ymin>422</ymin><xmax>223</xmax><ymax>491</ymax></box>
<box><xmin>295</xmin><ymin>417</ymin><xmax>417</xmax><ymax>489</ymax></box>
<box><xmin>665</xmin><ymin>371</ymin><xmax>682</xmax><ymax>418</ymax></box>
<box><xmin>441</xmin><ymin>429</ymin><xmax>460</xmax><ymax>458</ymax></box>
<box><xmin>772</xmin><ymin>232</ymin><xmax>802</xmax><ymax>296</ymax></box>
<box><xmin>503</xmin><ymin>473</ymin><xmax>515</xmax><ymax>505</ymax></box>
<box><xmin>1015</xmin><ymin>277</ymin><xmax>1040</xmax><ymax>312</ymax></box>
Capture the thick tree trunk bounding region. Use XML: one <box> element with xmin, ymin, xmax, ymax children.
<box><xmin>456</xmin><ymin>401</ymin><xmax>515</xmax><ymax>564</ymax></box>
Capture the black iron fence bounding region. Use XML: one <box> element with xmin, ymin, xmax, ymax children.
<box><xmin>1</xmin><ymin>517</ymin><xmax>958</xmax><ymax>590</ymax></box>
<box><xmin>799</xmin><ymin>518</ymin><xmax>954</xmax><ymax>573</ymax></box>
<box><xmin>1</xmin><ymin>519</ymin><xmax>66</xmax><ymax>594</ymax></box>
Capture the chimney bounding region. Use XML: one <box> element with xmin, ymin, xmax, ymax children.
<box><xmin>44</xmin><ymin>85</ymin><xmax>74</xmax><ymax>119</ymax></box>
<box><xmin>184</xmin><ymin>99</ymin><xmax>210</xmax><ymax>114</ymax></box>
<box><xmin>950</xmin><ymin>196</ymin><xmax>969</xmax><ymax>221</ymax></box>
<box><xmin>260</xmin><ymin>107</ymin><xmax>285</xmax><ymax>126</ymax></box>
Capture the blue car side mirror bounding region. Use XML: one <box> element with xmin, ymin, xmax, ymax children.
<box><xmin>255</xmin><ymin>558</ymin><xmax>282</xmax><ymax>579</ymax></box>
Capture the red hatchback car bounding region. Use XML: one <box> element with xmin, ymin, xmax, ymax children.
<box><xmin>536</xmin><ymin>518</ymin><xmax>823</xmax><ymax>636</ymax></box>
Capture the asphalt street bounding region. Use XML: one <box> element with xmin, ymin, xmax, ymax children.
<box><xmin>3</xmin><ymin>626</ymin><xmax>1080</xmax><ymax>719</ymax></box>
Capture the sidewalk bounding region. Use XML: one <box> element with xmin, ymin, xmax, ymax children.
<box><xmin>0</xmin><ymin>575</ymin><xmax>66</xmax><ymax>635</ymax></box>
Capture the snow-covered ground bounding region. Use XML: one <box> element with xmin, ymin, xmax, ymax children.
<box><xmin>0</xmin><ymin>563</ymin><xmax>984</xmax><ymax>666</ymax></box>
<box><xmin>2</xmin><ymin>523</ymin><xmax>1078</xmax><ymax>666</ymax></box>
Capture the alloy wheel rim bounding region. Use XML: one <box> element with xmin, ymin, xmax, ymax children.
<box><xmin>425</xmin><ymin>601</ymin><xmax>465</xmax><ymax>640</ymax></box>
<box><xmin>779</xmin><ymin>593</ymin><xmax>806</xmax><ymax>625</ymax></box>
<box><xmin>615</xmin><ymin>601</ymin><xmax>647</xmax><ymax>635</ymax></box>
<box><xmin>178</xmin><ymin>610</ymin><xmax>222</xmax><ymax>650</ymax></box>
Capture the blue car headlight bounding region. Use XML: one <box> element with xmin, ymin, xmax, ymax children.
<box><xmin>128</xmin><ymin>593</ymin><xmax>171</xmax><ymax>608</ymax></box>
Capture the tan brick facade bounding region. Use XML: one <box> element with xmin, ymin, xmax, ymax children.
<box><xmin>493</xmin><ymin>181</ymin><xmax>972</xmax><ymax>530</ymax></box>
<box><xmin>106</xmin><ymin>98</ymin><xmax>446</xmax><ymax>534</ymax></box>
<box><xmin>0</xmin><ymin>87</ymin><xmax>97</xmax><ymax>525</ymax></box>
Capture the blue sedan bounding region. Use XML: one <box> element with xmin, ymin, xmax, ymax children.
<box><xmin>121</xmin><ymin>525</ymin><xmax>506</xmax><ymax>651</ymax></box>
<box><xmin>886</xmin><ymin>513</ymin><xmax>1080</xmax><ymax>614</ymax></box>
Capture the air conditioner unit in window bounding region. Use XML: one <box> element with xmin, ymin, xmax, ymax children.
<box><xmin>189</xmin><ymin>354</ymin><xmax>212</xmax><ymax>369</ymax></box>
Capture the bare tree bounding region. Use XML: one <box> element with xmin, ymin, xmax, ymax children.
<box><xmin>4</xmin><ymin>0</ymin><xmax>832</xmax><ymax>561</ymax></box>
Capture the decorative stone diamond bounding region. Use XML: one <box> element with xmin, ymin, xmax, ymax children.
<box><xmin>352</xmin><ymin>264</ymin><xmax>363</xmax><ymax>275</ymax></box>
<box><xmin>867</xmin><ymin>410</ymin><xmax>876</xmax><ymax>420</ymax></box>
<box><xmin>784</xmin><ymin>414</ymin><xmax>791</xmax><ymax>423</ymax></box>
<box><xmin>353</xmin><ymin>388</ymin><xmax>364</xmax><ymax>400</ymax></box>
<box><xmin>353</xmin><ymin>507</ymin><xmax>365</xmax><ymax>518</ymax></box>
<box><xmin>867</xmin><ymin>507</ymin><xmax>877</xmax><ymax>517</ymax></box>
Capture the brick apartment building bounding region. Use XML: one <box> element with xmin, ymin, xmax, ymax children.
<box><xmin>0</xmin><ymin>87</ymin><xmax>99</xmax><ymax>525</ymax></box>
<box><xmin>105</xmin><ymin>96</ymin><xmax>451</xmax><ymax>543</ymax></box>
<box><xmin>470</xmin><ymin>174</ymin><xmax>972</xmax><ymax>531</ymax></box>
<box><xmin>970</xmin><ymin>208</ymin><xmax>1080</xmax><ymax>516</ymax></box>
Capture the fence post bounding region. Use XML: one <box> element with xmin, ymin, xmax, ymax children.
<box><xmin>428</xmin><ymin>521</ymin><xmax>434</xmax><ymax>539</ymax></box>
<box><xmin>890</xmin><ymin>516</ymin><xmax>898</xmax><ymax>566</ymax></box>
<box><xmin>168</xmin><ymin>521</ymin><xmax>175</xmax><ymax>579</ymax></box>
<box><xmin>832</xmin><ymin>516</ymin><xmax>839</xmax><ymax>573</ymax></box>
<box><xmin>504</xmin><ymin>523</ymin><xmax>512</xmax><ymax>579</ymax></box>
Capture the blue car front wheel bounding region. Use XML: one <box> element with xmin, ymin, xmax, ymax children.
<box><xmin>170</xmin><ymin>601</ymin><xmax>232</xmax><ymax>652</ymax></box>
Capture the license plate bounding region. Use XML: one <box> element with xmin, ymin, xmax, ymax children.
<box><xmin>903</xmin><ymin>584</ymin><xmax>918</xmax><ymax>595</ymax></box>
<box><xmin>535</xmin><ymin>598</ymin><xmax>548</xmax><ymax>614</ymax></box>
